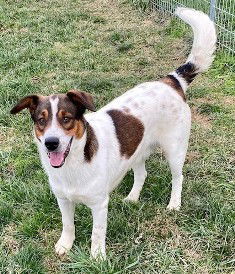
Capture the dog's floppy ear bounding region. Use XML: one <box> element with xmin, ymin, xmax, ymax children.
<box><xmin>67</xmin><ymin>90</ymin><xmax>96</xmax><ymax>113</ymax></box>
<box><xmin>10</xmin><ymin>95</ymin><xmax>39</xmax><ymax>114</ymax></box>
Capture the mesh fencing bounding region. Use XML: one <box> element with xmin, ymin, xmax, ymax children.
<box><xmin>150</xmin><ymin>0</ymin><xmax>235</xmax><ymax>56</ymax></box>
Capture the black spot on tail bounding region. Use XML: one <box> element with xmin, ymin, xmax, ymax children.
<box><xmin>176</xmin><ymin>62</ymin><xmax>198</xmax><ymax>84</ymax></box>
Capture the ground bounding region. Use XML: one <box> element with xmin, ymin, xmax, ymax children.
<box><xmin>0</xmin><ymin>0</ymin><xmax>235</xmax><ymax>273</ymax></box>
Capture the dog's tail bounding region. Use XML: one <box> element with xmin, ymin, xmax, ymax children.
<box><xmin>168</xmin><ymin>8</ymin><xmax>217</xmax><ymax>90</ymax></box>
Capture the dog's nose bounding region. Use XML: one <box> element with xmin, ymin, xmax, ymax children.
<box><xmin>45</xmin><ymin>137</ymin><xmax>59</xmax><ymax>151</ymax></box>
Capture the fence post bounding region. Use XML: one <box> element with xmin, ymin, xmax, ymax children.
<box><xmin>209</xmin><ymin>0</ymin><xmax>216</xmax><ymax>21</ymax></box>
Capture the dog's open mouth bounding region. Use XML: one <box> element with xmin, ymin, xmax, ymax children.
<box><xmin>48</xmin><ymin>137</ymin><xmax>73</xmax><ymax>168</ymax></box>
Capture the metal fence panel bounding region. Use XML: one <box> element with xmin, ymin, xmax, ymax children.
<box><xmin>150</xmin><ymin>0</ymin><xmax>235</xmax><ymax>55</ymax></box>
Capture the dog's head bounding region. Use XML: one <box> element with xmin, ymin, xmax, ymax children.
<box><xmin>10</xmin><ymin>90</ymin><xmax>95</xmax><ymax>168</ymax></box>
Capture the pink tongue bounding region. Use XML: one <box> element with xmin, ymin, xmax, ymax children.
<box><xmin>49</xmin><ymin>152</ymin><xmax>64</xmax><ymax>167</ymax></box>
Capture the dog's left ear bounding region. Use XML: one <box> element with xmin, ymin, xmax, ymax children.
<box><xmin>10</xmin><ymin>95</ymin><xmax>39</xmax><ymax>115</ymax></box>
<box><xmin>67</xmin><ymin>90</ymin><xmax>96</xmax><ymax>112</ymax></box>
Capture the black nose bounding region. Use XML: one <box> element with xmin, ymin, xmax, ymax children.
<box><xmin>45</xmin><ymin>137</ymin><xmax>59</xmax><ymax>151</ymax></box>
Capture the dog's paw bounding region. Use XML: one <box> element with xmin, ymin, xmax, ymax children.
<box><xmin>91</xmin><ymin>245</ymin><xmax>106</xmax><ymax>261</ymax></box>
<box><xmin>55</xmin><ymin>237</ymin><xmax>74</xmax><ymax>256</ymax></box>
<box><xmin>123</xmin><ymin>193</ymin><xmax>139</xmax><ymax>203</ymax></box>
<box><xmin>166</xmin><ymin>201</ymin><xmax>181</xmax><ymax>211</ymax></box>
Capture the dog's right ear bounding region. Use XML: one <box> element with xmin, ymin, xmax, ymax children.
<box><xmin>10</xmin><ymin>95</ymin><xmax>39</xmax><ymax>115</ymax></box>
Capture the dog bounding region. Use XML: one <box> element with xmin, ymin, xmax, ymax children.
<box><xmin>11</xmin><ymin>8</ymin><xmax>216</xmax><ymax>259</ymax></box>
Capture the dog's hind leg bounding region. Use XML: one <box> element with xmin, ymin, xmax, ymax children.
<box><xmin>166</xmin><ymin>150</ymin><xmax>186</xmax><ymax>210</ymax></box>
<box><xmin>160</xmin><ymin>124</ymin><xmax>190</xmax><ymax>210</ymax></box>
<box><xmin>124</xmin><ymin>161</ymin><xmax>147</xmax><ymax>202</ymax></box>
<box><xmin>90</xmin><ymin>198</ymin><xmax>109</xmax><ymax>259</ymax></box>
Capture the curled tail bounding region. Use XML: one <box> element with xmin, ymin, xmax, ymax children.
<box><xmin>164</xmin><ymin>8</ymin><xmax>217</xmax><ymax>95</ymax></box>
<box><xmin>176</xmin><ymin>7</ymin><xmax>216</xmax><ymax>74</ymax></box>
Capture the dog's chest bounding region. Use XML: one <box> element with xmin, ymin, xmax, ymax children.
<box><xmin>48</xmin><ymin>162</ymin><xmax>105</xmax><ymax>206</ymax></box>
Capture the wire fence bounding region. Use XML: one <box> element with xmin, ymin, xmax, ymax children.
<box><xmin>150</xmin><ymin>0</ymin><xmax>235</xmax><ymax>56</ymax></box>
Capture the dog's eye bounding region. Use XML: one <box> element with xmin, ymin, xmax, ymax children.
<box><xmin>38</xmin><ymin>118</ymin><xmax>46</xmax><ymax>126</ymax></box>
<box><xmin>63</xmin><ymin>117</ymin><xmax>71</xmax><ymax>123</ymax></box>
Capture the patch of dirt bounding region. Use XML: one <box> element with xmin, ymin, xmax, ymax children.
<box><xmin>191</xmin><ymin>107</ymin><xmax>212</xmax><ymax>130</ymax></box>
<box><xmin>141</xmin><ymin>212</ymin><xmax>181</xmax><ymax>242</ymax></box>
<box><xmin>186</xmin><ymin>151</ymin><xmax>201</xmax><ymax>163</ymax></box>
<box><xmin>141</xmin><ymin>212</ymin><xmax>205</xmax><ymax>265</ymax></box>
<box><xmin>0</xmin><ymin>127</ymin><xmax>16</xmax><ymax>152</ymax></box>
<box><xmin>184</xmin><ymin>248</ymin><xmax>201</xmax><ymax>260</ymax></box>
<box><xmin>19</xmin><ymin>27</ymin><xmax>28</xmax><ymax>33</ymax></box>
<box><xmin>220</xmin><ymin>96</ymin><xmax>235</xmax><ymax>106</ymax></box>
<box><xmin>194</xmin><ymin>95</ymin><xmax>235</xmax><ymax>108</ymax></box>
<box><xmin>194</xmin><ymin>97</ymin><xmax>216</xmax><ymax>104</ymax></box>
<box><xmin>39</xmin><ymin>229</ymin><xmax>66</xmax><ymax>272</ymax></box>
<box><xmin>1</xmin><ymin>224</ymin><xmax>20</xmax><ymax>254</ymax></box>
<box><xmin>84</xmin><ymin>0</ymin><xmax>186</xmax><ymax>77</ymax></box>
<box><xmin>44</xmin><ymin>72</ymin><xmax>57</xmax><ymax>79</ymax></box>
<box><xmin>43</xmin><ymin>257</ymin><xmax>62</xmax><ymax>274</ymax></box>
<box><xmin>39</xmin><ymin>228</ymin><xmax>59</xmax><ymax>246</ymax></box>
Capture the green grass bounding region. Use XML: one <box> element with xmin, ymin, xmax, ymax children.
<box><xmin>0</xmin><ymin>0</ymin><xmax>235</xmax><ymax>273</ymax></box>
<box><xmin>130</xmin><ymin>0</ymin><xmax>235</xmax><ymax>55</ymax></box>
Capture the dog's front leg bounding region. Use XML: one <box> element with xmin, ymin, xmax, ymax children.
<box><xmin>55</xmin><ymin>198</ymin><xmax>75</xmax><ymax>255</ymax></box>
<box><xmin>90</xmin><ymin>198</ymin><xmax>109</xmax><ymax>259</ymax></box>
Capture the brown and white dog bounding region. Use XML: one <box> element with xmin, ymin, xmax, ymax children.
<box><xmin>11</xmin><ymin>8</ymin><xmax>216</xmax><ymax>258</ymax></box>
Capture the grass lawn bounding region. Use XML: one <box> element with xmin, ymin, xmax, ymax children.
<box><xmin>0</xmin><ymin>0</ymin><xmax>235</xmax><ymax>273</ymax></box>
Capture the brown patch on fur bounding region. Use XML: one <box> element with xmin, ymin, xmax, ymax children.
<box><xmin>84</xmin><ymin>122</ymin><xmax>98</xmax><ymax>162</ymax></box>
<box><xmin>34</xmin><ymin>129</ymin><xmax>43</xmax><ymax>139</ymax></box>
<box><xmin>57</xmin><ymin>94</ymin><xmax>78</xmax><ymax>116</ymax></box>
<box><xmin>76</xmin><ymin>120</ymin><xmax>85</xmax><ymax>138</ymax></box>
<box><xmin>107</xmin><ymin>109</ymin><xmax>144</xmax><ymax>158</ymax></box>
<box><xmin>67</xmin><ymin>90</ymin><xmax>96</xmax><ymax>113</ymax></box>
<box><xmin>57</xmin><ymin>96</ymin><xmax>86</xmax><ymax>138</ymax></box>
<box><xmin>10</xmin><ymin>95</ymin><xmax>53</xmax><ymax>140</ymax></box>
<box><xmin>57</xmin><ymin>109</ymin><xmax>75</xmax><ymax>131</ymax></box>
<box><xmin>33</xmin><ymin>97</ymin><xmax>52</xmax><ymax>139</ymax></box>
<box><xmin>66</xmin><ymin>119</ymin><xmax>85</xmax><ymax>139</ymax></box>
<box><xmin>10</xmin><ymin>95</ymin><xmax>42</xmax><ymax>116</ymax></box>
<box><xmin>161</xmin><ymin>75</ymin><xmax>186</xmax><ymax>102</ymax></box>
<box><xmin>42</xmin><ymin>109</ymin><xmax>49</xmax><ymax>120</ymax></box>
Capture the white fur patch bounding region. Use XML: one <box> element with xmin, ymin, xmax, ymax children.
<box><xmin>50</xmin><ymin>96</ymin><xmax>59</xmax><ymax>129</ymax></box>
